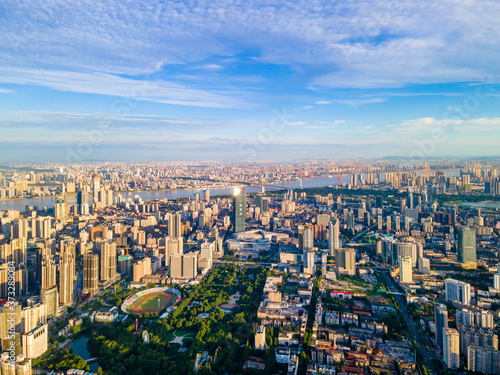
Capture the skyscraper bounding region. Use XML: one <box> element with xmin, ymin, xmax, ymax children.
<box><xmin>203</xmin><ymin>189</ymin><xmax>210</xmax><ymax>202</ymax></box>
<box><xmin>434</xmin><ymin>304</ymin><xmax>449</xmax><ymax>350</ymax></box>
<box><xmin>328</xmin><ymin>219</ymin><xmax>340</xmax><ymax>257</ymax></box>
<box><xmin>58</xmin><ymin>241</ymin><xmax>75</xmax><ymax>305</ymax></box>
<box><xmin>398</xmin><ymin>256</ymin><xmax>413</xmax><ymax>283</ymax></box>
<box><xmin>83</xmin><ymin>253</ymin><xmax>99</xmax><ymax>297</ymax></box>
<box><xmin>96</xmin><ymin>240</ymin><xmax>117</xmax><ymax>283</ymax></box>
<box><xmin>337</xmin><ymin>248</ymin><xmax>356</xmax><ymax>276</ymax></box>
<box><xmin>232</xmin><ymin>187</ymin><xmax>246</xmax><ymax>233</ymax></box>
<box><xmin>457</xmin><ymin>227</ymin><xmax>477</xmax><ymax>263</ymax></box>
<box><xmin>445</xmin><ymin>278</ymin><xmax>471</xmax><ymax>305</ymax></box>
<box><xmin>443</xmin><ymin>328</ymin><xmax>460</xmax><ymax>369</ymax></box>
<box><xmin>167</xmin><ymin>212</ymin><xmax>183</xmax><ymax>238</ymax></box>
<box><xmin>76</xmin><ymin>189</ymin><xmax>89</xmax><ymax>206</ymax></box>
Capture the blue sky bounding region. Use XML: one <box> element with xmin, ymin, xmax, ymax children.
<box><xmin>1</xmin><ymin>0</ymin><xmax>500</xmax><ymax>162</ymax></box>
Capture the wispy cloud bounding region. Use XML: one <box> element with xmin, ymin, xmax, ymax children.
<box><xmin>0</xmin><ymin>67</ymin><xmax>250</xmax><ymax>108</ymax></box>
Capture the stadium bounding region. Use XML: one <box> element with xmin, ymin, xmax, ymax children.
<box><xmin>121</xmin><ymin>287</ymin><xmax>181</xmax><ymax>314</ymax></box>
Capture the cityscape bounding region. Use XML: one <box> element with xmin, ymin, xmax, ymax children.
<box><xmin>2</xmin><ymin>1</ymin><xmax>500</xmax><ymax>375</ymax></box>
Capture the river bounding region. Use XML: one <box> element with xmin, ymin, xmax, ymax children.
<box><xmin>0</xmin><ymin>170</ymin><xmax>463</xmax><ymax>212</ymax></box>
<box><xmin>0</xmin><ymin>175</ymin><xmax>350</xmax><ymax>211</ymax></box>
<box><xmin>70</xmin><ymin>337</ymin><xmax>99</xmax><ymax>372</ymax></box>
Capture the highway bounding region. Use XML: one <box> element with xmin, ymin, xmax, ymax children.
<box><xmin>380</xmin><ymin>271</ymin><xmax>439</xmax><ymax>375</ymax></box>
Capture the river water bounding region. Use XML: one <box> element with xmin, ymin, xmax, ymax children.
<box><xmin>0</xmin><ymin>170</ymin><xmax>463</xmax><ymax>212</ymax></box>
<box><xmin>70</xmin><ymin>337</ymin><xmax>99</xmax><ymax>372</ymax></box>
<box><xmin>0</xmin><ymin>175</ymin><xmax>349</xmax><ymax>211</ymax></box>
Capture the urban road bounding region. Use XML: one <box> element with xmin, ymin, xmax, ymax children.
<box><xmin>381</xmin><ymin>271</ymin><xmax>439</xmax><ymax>375</ymax></box>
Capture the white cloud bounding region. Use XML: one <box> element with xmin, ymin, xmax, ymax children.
<box><xmin>1</xmin><ymin>0</ymin><xmax>500</xmax><ymax>97</ymax></box>
<box><xmin>0</xmin><ymin>67</ymin><xmax>250</xmax><ymax>108</ymax></box>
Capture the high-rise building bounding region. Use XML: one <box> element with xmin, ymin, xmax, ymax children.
<box><xmin>445</xmin><ymin>278</ymin><xmax>472</xmax><ymax>305</ymax></box>
<box><xmin>83</xmin><ymin>254</ymin><xmax>99</xmax><ymax>297</ymax></box>
<box><xmin>494</xmin><ymin>262</ymin><xmax>500</xmax><ymax>290</ymax></box>
<box><xmin>347</xmin><ymin>211</ymin><xmax>355</xmax><ymax>235</ymax></box>
<box><xmin>92</xmin><ymin>173</ymin><xmax>101</xmax><ymax>200</ymax></box>
<box><xmin>417</xmin><ymin>257</ymin><xmax>430</xmax><ymax>274</ymax></box>
<box><xmin>328</xmin><ymin>219</ymin><xmax>340</xmax><ymax>257</ymax></box>
<box><xmin>203</xmin><ymin>189</ymin><xmax>210</xmax><ymax>202</ymax></box>
<box><xmin>133</xmin><ymin>257</ymin><xmax>152</xmax><ymax>282</ymax></box>
<box><xmin>303</xmin><ymin>250</ymin><xmax>315</xmax><ymax>275</ymax></box>
<box><xmin>40</xmin><ymin>252</ymin><xmax>56</xmax><ymax>291</ymax></box>
<box><xmin>22</xmin><ymin>324</ymin><xmax>48</xmax><ymax>359</ymax></box>
<box><xmin>58</xmin><ymin>241</ymin><xmax>75</xmax><ymax>306</ymax></box>
<box><xmin>76</xmin><ymin>189</ymin><xmax>88</xmax><ymax>206</ymax></box>
<box><xmin>443</xmin><ymin>328</ymin><xmax>460</xmax><ymax>369</ymax></box>
<box><xmin>1</xmin><ymin>302</ymin><xmax>22</xmax><ymax>351</ymax></box>
<box><xmin>40</xmin><ymin>286</ymin><xmax>58</xmax><ymax>319</ymax></box>
<box><xmin>467</xmin><ymin>346</ymin><xmax>500</xmax><ymax>374</ymax></box>
<box><xmin>435</xmin><ymin>304</ymin><xmax>449</xmax><ymax>350</ymax></box>
<box><xmin>21</xmin><ymin>304</ymin><xmax>47</xmax><ymax>334</ymax></box>
<box><xmin>302</xmin><ymin>224</ymin><xmax>314</xmax><ymax>251</ymax></box>
<box><xmin>96</xmin><ymin>240</ymin><xmax>117</xmax><ymax>283</ymax></box>
<box><xmin>255</xmin><ymin>325</ymin><xmax>267</xmax><ymax>350</ymax></box>
<box><xmin>200</xmin><ymin>241</ymin><xmax>214</xmax><ymax>269</ymax></box>
<box><xmin>232</xmin><ymin>187</ymin><xmax>246</xmax><ymax>233</ymax></box>
<box><xmin>53</xmin><ymin>196</ymin><xmax>67</xmax><ymax>219</ymax></box>
<box><xmin>183</xmin><ymin>252</ymin><xmax>198</xmax><ymax>280</ymax></box>
<box><xmin>457</xmin><ymin>227</ymin><xmax>477</xmax><ymax>263</ymax></box>
<box><xmin>34</xmin><ymin>217</ymin><xmax>51</xmax><ymax>239</ymax></box>
<box><xmin>398</xmin><ymin>256</ymin><xmax>413</xmax><ymax>283</ymax></box>
<box><xmin>167</xmin><ymin>212</ymin><xmax>183</xmax><ymax>238</ymax></box>
<box><xmin>337</xmin><ymin>248</ymin><xmax>356</xmax><ymax>276</ymax></box>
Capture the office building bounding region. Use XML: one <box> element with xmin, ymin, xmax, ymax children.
<box><xmin>443</xmin><ymin>328</ymin><xmax>460</xmax><ymax>369</ymax></box>
<box><xmin>457</xmin><ymin>227</ymin><xmax>477</xmax><ymax>263</ymax></box>
<box><xmin>232</xmin><ymin>187</ymin><xmax>246</xmax><ymax>233</ymax></box>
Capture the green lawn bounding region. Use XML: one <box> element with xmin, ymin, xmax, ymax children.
<box><xmin>129</xmin><ymin>292</ymin><xmax>174</xmax><ymax>313</ymax></box>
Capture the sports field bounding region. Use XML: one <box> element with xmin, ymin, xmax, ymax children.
<box><xmin>127</xmin><ymin>292</ymin><xmax>175</xmax><ymax>314</ymax></box>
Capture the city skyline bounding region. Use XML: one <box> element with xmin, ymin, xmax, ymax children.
<box><xmin>2</xmin><ymin>1</ymin><xmax>500</xmax><ymax>161</ymax></box>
